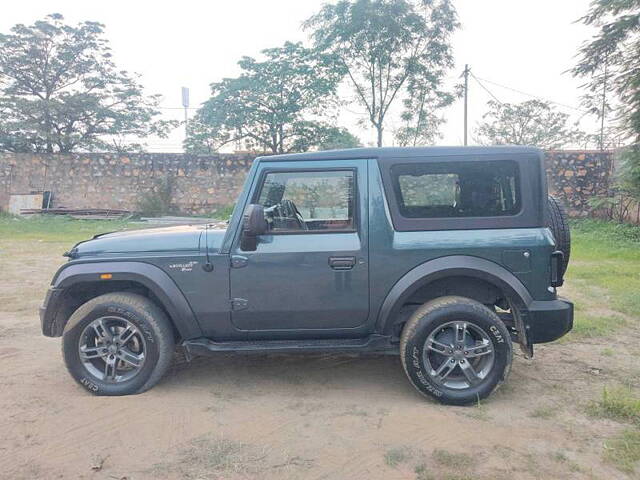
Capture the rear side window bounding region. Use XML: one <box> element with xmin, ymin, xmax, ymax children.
<box><xmin>392</xmin><ymin>160</ymin><xmax>520</xmax><ymax>218</ymax></box>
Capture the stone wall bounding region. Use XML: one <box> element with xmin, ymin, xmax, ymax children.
<box><xmin>0</xmin><ymin>152</ymin><xmax>254</xmax><ymax>215</ymax></box>
<box><xmin>0</xmin><ymin>149</ymin><xmax>615</xmax><ymax>217</ymax></box>
<box><xmin>545</xmin><ymin>150</ymin><xmax>613</xmax><ymax>216</ymax></box>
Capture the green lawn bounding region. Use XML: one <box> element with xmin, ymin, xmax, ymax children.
<box><xmin>0</xmin><ymin>213</ymin><xmax>139</xmax><ymax>244</ymax></box>
<box><xmin>564</xmin><ymin>219</ymin><xmax>640</xmax><ymax>338</ymax></box>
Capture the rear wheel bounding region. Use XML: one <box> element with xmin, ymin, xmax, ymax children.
<box><xmin>400</xmin><ymin>296</ymin><xmax>512</xmax><ymax>405</ymax></box>
<box><xmin>62</xmin><ymin>292</ymin><xmax>175</xmax><ymax>396</ymax></box>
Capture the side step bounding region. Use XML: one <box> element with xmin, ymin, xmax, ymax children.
<box><xmin>183</xmin><ymin>334</ymin><xmax>395</xmax><ymax>356</ymax></box>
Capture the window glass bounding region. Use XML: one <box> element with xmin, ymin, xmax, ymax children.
<box><xmin>392</xmin><ymin>160</ymin><xmax>520</xmax><ymax>218</ymax></box>
<box><xmin>256</xmin><ymin>170</ymin><xmax>355</xmax><ymax>232</ymax></box>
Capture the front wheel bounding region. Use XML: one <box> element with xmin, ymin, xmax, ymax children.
<box><xmin>400</xmin><ymin>296</ymin><xmax>512</xmax><ymax>405</ymax></box>
<box><xmin>62</xmin><ymin>292</ymin><xmax>175</xmax><ymax>396</ymax></box>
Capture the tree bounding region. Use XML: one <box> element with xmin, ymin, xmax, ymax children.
<box><xmin>305</xmin><ymin>0</ymin><xmax>458</xmax><ymax>147</ymax></box>
<box><xmin>186</xmin><ymin>42</ymin><xmax>344</xmax><ymax>154</ymax></box>
<box><xmin>316</xmin><ymin>126</ymin><xmax>362</xmax><ymax>150</ymax></box>
<box><xmin>394</xmin><ymin>74</ymin><xmax>456</xmax><ymax>146</ymax></box>
<box><xmin>572</xmin><ymin>0</ymin><xmax>640</xmax><ymax>202</ymax></box>
<box><xmin>0</xmin><ymin>14</ymin><xmax>174</xmax><ymax>153</ymax></box>
<box><xmin>474</xmin><ymin>100</ymin><xmax>585</xmax><ymax>149</ymax></box>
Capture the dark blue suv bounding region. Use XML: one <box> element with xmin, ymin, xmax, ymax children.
<box><xmin>40</xmin><ymin>147</ymin><xmax>573</xmax><ymax>404</ymax></box>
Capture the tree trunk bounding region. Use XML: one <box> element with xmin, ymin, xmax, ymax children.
<box><xmin>376</xmin><ymin>124</ymin><xmax>383</xmax><ymax>147</ymax></box>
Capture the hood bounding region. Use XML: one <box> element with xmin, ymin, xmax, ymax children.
<box><xmin>69</xmin><ymin>223</ymin><xmax>227</xmax><ymax>258</ymax></box>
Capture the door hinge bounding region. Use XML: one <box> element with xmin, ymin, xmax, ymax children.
<box><xmin>230</xmin><ymin>255</ymin><xmax>248</xmax><ymax>268</ymax></box>
<box><xmin>231</xmin><ymin>298</ymin><xmax>248</xmax><ymax>311</ymax></box>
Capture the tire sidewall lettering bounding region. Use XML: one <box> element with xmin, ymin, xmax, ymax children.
<box><xmin>79</xmin><ymin>377</ymin><xmax>99</xmax><ymax>393</ymax></box>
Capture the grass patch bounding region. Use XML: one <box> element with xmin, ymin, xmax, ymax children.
<box><xmin>566</xmin><ymin>220</ymin><xmax>640</xmax><ymax>320</ymax></box>
<box><xmin>211</xmin><ymin>204</ymin><xmax>235</xmax><ymax>220</ymax></box>
<box><xmin>384</xmin><ymin>446</ymin><xmax>412</xmax><ymax>467</ymax></box>
<box><xmin>154</xmin><ymin>436</ymin><xmax>264</xmax><ymax>478</ymax></box>
<box><xmin>530</xmin><ymin>405</ymin><xmax>556</xmax><ymax>419</ymax></box>
<box><xmin>604</xmin><ymin>429</ymin><xmax>640</xmax><ymax>474</ymax></box>
<box><xmin>588</xmin><ymin>386</ymin><xmax>640</xmax><ymax>425</ymax></box>
<box><xmin>432</xmin><ymin>449</ymin><xmax>474</xmax><ymax>469</ymax></box>
<box><xmin>571</xmin><ymin>313</ymin><xmax>627</xmax><ymax>338</ymax></box>
<box><xmin>0</xmin><ymin>215</ymin><xmax>136</xmax><ymax>243</ymax></box>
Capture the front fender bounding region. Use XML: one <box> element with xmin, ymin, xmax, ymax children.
<box><xmin>375</xmin><ymin>255</ymin><xmax>534</xmax><ymax>335</ymax></box>
<box><xmin>41</xmin><ymin>261</ymin><xmax>203</xmax><ymax>339</ymax></box>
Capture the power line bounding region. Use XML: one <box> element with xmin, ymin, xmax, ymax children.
<box><xmin>470</xmin><ymin>73</ymin><xmax>502</xmax><ymax>104</ymax></box>
<box><xmin>472</xmin><ymin>75</ymin><xmax>589</xmax><ymax>114</ymax></box>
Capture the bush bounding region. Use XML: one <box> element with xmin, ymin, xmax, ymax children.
<box><xmin>211</xmin><ymin>204</ymin><xmax>235</xmax><ymax>220</ymax></box>
<box><xmin>137</xmin><ymin>176</ymin><xmax>176</xmax><ymax>217</ymax></box>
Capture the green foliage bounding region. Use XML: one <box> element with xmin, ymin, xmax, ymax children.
<box><xmin>572</xmin><ymin>0</ymin><xmax>640</xmax><ymax>144</ymax></box>
<box><xmin>573</xmin><ymin>1</ymin><xmax>640</xmax><ymax>209</ymax></box>
<box><xmin>185</xmin><ymin>42</ymin><xmax>344</xmax><ymax>154</ymax></box>
<box><xmin>305</xmin><ymin>0</ymin><xmax>458</xmax><ymax>147</ymax></box>
<box><xmin>570</xmin><ymin>218</ymin><xmax>640</xmax><ymax>245</ymax></box>
<box><xmin>210</xmin><ymin>204</ymin><xmax>235</xmax><ymax>220</ymax></box>
<box><xmin>316</xmin><ymin>126</ymin><xmax>362</xmax><ymax>150</ymax></box>
<box><xmin>395</xmin><ymin>74</ymin><xmax>458</xmax><ymax>147</ymax></box>
<box><xmin>618</xmin><ymin>146</ymin><xmax>640</xmax><ymax>202</ymax></box>
<box><xmin>137</xmin><ymin>176</ymin><xmax>176</xmax><ymax>217</ymax></box>
<box><xmin>0</xmin><ymin>14</ymin><xmax>176</xmax><ymax>153</ymax></box>
<box><xmin>475</xmin><ymin>100</ymin><xmax>585</xmax><ymax>148</ymax></box>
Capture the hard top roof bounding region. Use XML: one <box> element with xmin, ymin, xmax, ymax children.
<box><xmin>256</xmin><ymin>145</ymin><xmax>542</xmax><ymax>163</ymax></box>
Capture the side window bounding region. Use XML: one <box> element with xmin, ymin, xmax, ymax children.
<box><xmin>255</xmin><ymin>170</ymin><xmax>355</xmax><ymax>232</ymax></box>
<box><xmin>392</xmin><ymin>160</ymin><xmax>520</xmax><ymax>218</ymax></box>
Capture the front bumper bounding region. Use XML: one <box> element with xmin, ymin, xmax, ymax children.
<box><xmin>526</xmin><ymin>297</ymin><xmax>573</xmax><ymax>343</ymax></box>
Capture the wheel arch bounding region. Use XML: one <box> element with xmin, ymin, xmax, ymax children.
<box><xmin>43</xmin><ymin>261</ymin><xmax>203</xmax><ymax>340</ymax></box>
<box><xmin>376</xmin><ymin>255</ymin><xmax>533</xmax><ymax>336</ymax></box>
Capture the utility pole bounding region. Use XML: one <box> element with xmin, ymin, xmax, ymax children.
<box><xmin>181</xmin><ymin>87</ymin><xmax>190</xmax><ymax>142</ymax></box>
<box><xmin>463</xmin><ymin>64</ymin><xmax>470</xmax><ymax>146</ymax></box>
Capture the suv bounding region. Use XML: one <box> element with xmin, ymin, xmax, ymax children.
<box><xmin>40</xmin><ymin>146</ymin><xmax>573</xmax><ymax>405</ymax></box>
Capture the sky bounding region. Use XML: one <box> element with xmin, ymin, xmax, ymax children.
<box><xmin>1</xmin><ymin>0</ymin><xmax>597</xmax><ymax>152</ymax></box>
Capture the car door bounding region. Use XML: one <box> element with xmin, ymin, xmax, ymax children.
<box><xmin>229</xmin><ymin>159</ymin><xmax>369</xmax><ymax>337</ymax></box>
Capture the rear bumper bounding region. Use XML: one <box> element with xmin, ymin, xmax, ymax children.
<box><xmin>527</xmin><ymin>297</ymin><xmax>573</xmax><ymax>343</ymax></box>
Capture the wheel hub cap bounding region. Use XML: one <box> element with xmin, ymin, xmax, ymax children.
<box><xmin>423</xmin><ymin>320</ymin><xmax>496</xmax><ymax>390</ymax></box>
<box><xmin>78</xmin><ymin>316</ymin><xmax>147</xmax><ymax>384</ymax></box>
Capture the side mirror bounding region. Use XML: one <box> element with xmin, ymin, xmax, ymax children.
<box><xmin>240</xmin><ymin>204</ymin><xmax>267</xmax><ymax>251</ymax></box>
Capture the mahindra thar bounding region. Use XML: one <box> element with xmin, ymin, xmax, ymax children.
<box><xmin>40</xmin><ymin>146</ymin><xmax>573</xmax><ymax>405</ymax></box>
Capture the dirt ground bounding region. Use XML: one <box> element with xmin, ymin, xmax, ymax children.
<box><xmin>0</xmin><ymin>239</ymin><xmax>637</xmax><ymax>480</ymax></box>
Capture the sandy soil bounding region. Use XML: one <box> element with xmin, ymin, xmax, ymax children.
<box><xmin>0</xmin><ymin>239</ymin><xmax>637</xmax><ymax>480</ymax></box>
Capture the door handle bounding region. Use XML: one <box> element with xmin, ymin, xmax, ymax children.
<box><xmin>329</xmin><ymin>256</ymin><xmax>356</xmax><ymax>270</ymax></box>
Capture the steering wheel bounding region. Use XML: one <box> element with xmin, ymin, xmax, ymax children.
<box><xmin>280</xmin><ymin>199</ymin><xmax>307</xmax><ymax>230</ymax></box>
<box><xmin>264</xmin><ymin>200</ymin><xmax>307</xmax><ymax>230</ymax></box>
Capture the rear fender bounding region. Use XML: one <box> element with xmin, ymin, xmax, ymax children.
<box><xmin>376</xmin><ymin>255</ymin><xmax>533</xmax><ymax>346</ymax></box>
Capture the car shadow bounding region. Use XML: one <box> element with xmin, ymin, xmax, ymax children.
<box><xmin>158</xmin><ymin>351</ymin><xmax>421</xmax><ymax>401</ymax></box>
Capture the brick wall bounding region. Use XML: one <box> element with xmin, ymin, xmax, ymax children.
<box><xmin>0</xmin><ymin>149</ymin><xmax>615</xmax><ymax>217</ymax></box>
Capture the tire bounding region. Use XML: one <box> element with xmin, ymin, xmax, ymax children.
<box><xmin>547</xmin><ymin>195</ymin><xmax>571</xmax><ymax>275</ymax></box>
<box><xmin>62</xmin><ymin>292</ymin><xmax>175</xmax><ymax>396</ymax></box>
<box><xmin>400</xmin><ymin>296</ymin><xmax>512</xmax><ymax>406</ymax></box>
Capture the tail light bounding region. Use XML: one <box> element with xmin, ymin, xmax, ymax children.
<box><xmin>550</xmin><ymin>250</ymin><xmax>564</xmax><ymax>287</ymax></box>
